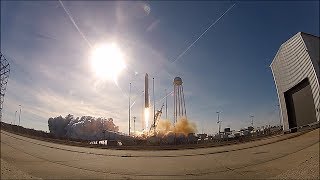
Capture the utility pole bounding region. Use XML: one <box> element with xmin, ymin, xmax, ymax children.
<box><xmin>217</xmin><ymin>111</ymin><xmax>221</xmax><ymax>134</ymax></box>
<box><xmin>133</xmin><ymin>116</ymin><xmax>136</xmax><ymax>134</ymax></box>
<box><xmin>14</xmin><ymin>110</ymin><xmax>17</xmax><ymax>125</ymax></box>
<box><xmin>102</xmin><ymin>130</ymin><xmax>106</xmax><ymax>145</ymax></box>
<box><xmin>128</xmin><ymin>83</ymin><xmax>131</xmax><ymax>136</ymax></box>
<box><xmin>102</xmin><ymin>119</ymin><xmax>106</xmax><ymax>145</ymax></box>
<box><xmin>19</xmin><ymin>105</ymin><xmax>21</xmax><ymax>126</ymax></box>
<box><xmin>165</xmin><ymin>89</ymin><xmax>168</xmax><ymax>119</ymax></box>
<box><xmin>153</xmin><ymin>77</ymin><xmax>155</xmax><ymax>129</ymax></box>
<box><xmin>141</xmin><ymin>90</ymin><xmax>144</xmax><ymax>131</ymax></box>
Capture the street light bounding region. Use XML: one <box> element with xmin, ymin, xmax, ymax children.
<box><xmin>216</xmin><ymin>111</ymin><xmax>221</xmax><ymax>134</ymax></box>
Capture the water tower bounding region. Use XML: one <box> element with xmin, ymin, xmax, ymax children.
<box><xmin>173</xmin><ymin>77</ymin><xmax>187</xmax><ymax>124</ymax></box>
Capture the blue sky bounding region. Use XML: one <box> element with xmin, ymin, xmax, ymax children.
<box><xmin>1</xmin><ymin>1</ymin><xmax>319</xmax><ymax>134</ymax></box>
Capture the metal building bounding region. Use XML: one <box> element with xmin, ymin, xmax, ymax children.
<box><xmin>271</xmin><ymin>32</ymin><xmax>319</xmax><ymax>132</ymax></box>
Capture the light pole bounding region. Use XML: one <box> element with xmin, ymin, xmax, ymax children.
<box><xmin>14</xmin><ymin>110</ymin><xmax>17</xmax><ymax>125</ymax></box>
<box><xmin>128</xmin><ymin>83</ymin><xmax>131</xmax><ymax>136</ymax></box>
<box><xmin>19</xmin><ymin>105</ymin><xmax>21</xmax><ymax>126</ymax></box>
<box><xmin>102</xmin><ymin>130</ymin><xmax>106</xmax><ymax>145</ymax></box>
<box><xmin>102</xmin><ymin>119</ymin><xmax>106</xmax><ymax>145</ymax></box>
<box><xmin>165</xmin><ymin>89</ymin><xmax>168</xmax><ymax>119</ymax></box>
<box><xmin>216</xmin><ymin>111</ymin><xmax>221</xmax><ymax>134</ymax></box>
<box><xmin>133</xmin><ymin>116</ymin><xmax>136</xmax><ymax>134</ymax></box>
<box><xmin>250</xmin><ymin>115</ymin><xmax>254</xmax><ymax>127</ymax></box>
<box><xmin>153</xmin><ymin>77</ymin><xmax>155</xmax><ymax>129</ymax></box>
<box><xmin>141</xmin><ymin>90</ymin><xmax>144</xmax><ymax>131</ymax></box>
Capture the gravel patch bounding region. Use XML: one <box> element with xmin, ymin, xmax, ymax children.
<box><xmin>272</xmin><ymin>151</ymin><xmax>319</xmax><ymax>179</ymax></box>
<box><xmin>1</xmin><ymin>159</ymin><xmax>41</xmax><ymax>179</ymax></box>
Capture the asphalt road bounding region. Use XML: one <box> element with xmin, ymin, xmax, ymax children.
<box><xmin>1</xmin><ymin>129</ymin><xmax>319</xmax><ymax>179</ymax></box>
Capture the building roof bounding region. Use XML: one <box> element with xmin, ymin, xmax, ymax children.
<box><xmin>270</xmin><ymin>32</ymin><xmax>319</xmax><ymax>67</ymax></box>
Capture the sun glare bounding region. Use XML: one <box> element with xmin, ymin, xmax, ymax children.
<box><xmin>90</xmin><ymin>43</ymin><xmax>126</xmax><ymax>82</ymax></box>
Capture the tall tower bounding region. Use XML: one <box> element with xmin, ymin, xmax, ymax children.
<box><xmin>145</xmin><ymin>73</ymin><xmax>149</xmax><ymax>108</ymax></box>
<box><xmin>173</xmin><ymin>77</ymin><xmax>187</xmax><ymax>124</ymax></box>
<box><xmin>0</xmin><ymin>52</ymin><xmax>10</xmax><ymax>121</ymax></box>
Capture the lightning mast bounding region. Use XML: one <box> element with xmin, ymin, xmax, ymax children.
<box><xmin>0</xmin><ymin>52</ymin><xmax>10</xmax><ymax>121</ymax></box>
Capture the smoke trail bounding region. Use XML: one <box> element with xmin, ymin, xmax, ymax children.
<box><xmin>151</xmin><ymin>3</ymin><xmax>237</xmax><ymax>107</ymax></box>
<box><xmin>148</xmin><ymin>90</ymin><xmax>173</xmax><ymax>110</ymax></box>
<box><xmin>130</xmin><ymin>101</ymin><xmax>136</xmax><ymax>109</ymax></box>
<box><xmin>171</xmin><ymin>3</ymin><xmax>236</xmax><ymax>64</ymax></box>
<box><xmin>130</xmin><ymin>91</ymin><xmax>144</xmax><ymax>109</ymax></box>
<box><xmin>154</xmin><ymin>3</ymin><xmax>237</xmax><ymax>78</ymax></box>
<box><xmin>59</xmin><ymin>0</ymin><xmax>92</xmax><ymax>48</ymax></box>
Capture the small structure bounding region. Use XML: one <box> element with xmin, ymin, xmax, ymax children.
<box><xmin>224</xmin><ymin>128</ymin><xmax>231</xmax><ymax>133</ymax></box>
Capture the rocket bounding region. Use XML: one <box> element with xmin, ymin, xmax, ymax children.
<box><xmin>145</xmin><ymin>73</ymin><xmax>149</xmax><ymax>108</ymax></box>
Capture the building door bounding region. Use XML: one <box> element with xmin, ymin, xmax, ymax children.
<box><xmin>284</xmin><ymin>78</ymin><xmax>317</xmax><ymax>132</ymax></box>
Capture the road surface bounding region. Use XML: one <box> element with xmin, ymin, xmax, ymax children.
<box><xmin>1</xmin><ymin>129</ymin><xmax>319</xmax><ymax>179</ymax></box>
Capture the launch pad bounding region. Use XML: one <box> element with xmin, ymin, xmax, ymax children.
<box><xmin>131</xmin><ymin>74</ymin><xmax>194</xmax><ymax>140</ymax></box>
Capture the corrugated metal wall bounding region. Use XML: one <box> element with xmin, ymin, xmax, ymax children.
<box><xmin>271</xmin><ymin>32</ymin><xmax>320</xmax><ymax>131</ymax></box>
<box><xmin>301</xmin><ymin>33</ymin><xmax>320</xmax><ymax>79</ymax></box>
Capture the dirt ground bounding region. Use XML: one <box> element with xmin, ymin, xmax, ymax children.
<box><xmin>1</xmin><ymin>159</ymin><xmax>41</xmax><ymax>179</ymax></box>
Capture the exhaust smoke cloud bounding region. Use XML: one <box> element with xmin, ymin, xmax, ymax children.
<box><xmin>156</xmin><ymin>117</ymin><xmax>197</xmax><ymax>136</ymax></box>
<box><xmin>134</xmin><ymin>117</ymin><xmax>197</xmax><ymax>138</ymax></box>
<box><xmin>48</xmin><ymin>114</ymin><xmax>119</xmax><ymax>140</ymax></box>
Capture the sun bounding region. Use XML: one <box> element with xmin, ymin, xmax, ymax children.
<box><xmin>90</xmin><ymin>43</ymin><xmax>126</xmax><ymax>83</ymax></box>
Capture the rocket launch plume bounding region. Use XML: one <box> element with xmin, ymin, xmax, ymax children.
<box><xmin>134</xmin><ymin>117</ymin><xmax>197</xmax><ymax>138</ymax></box>
<box><xmin>173</xmin><ymin>117</ymin><xmax>197</xmax><ymax>136</ymax></box>
<box><xmin>156</xmin><ymin>117</ymin><xmax>197</xmax><ymax>136</ymax></box>
<box><xmin>144</xmin><ymin>107</ymin><xmax>150</xmax><ymax>130</ymax></box>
